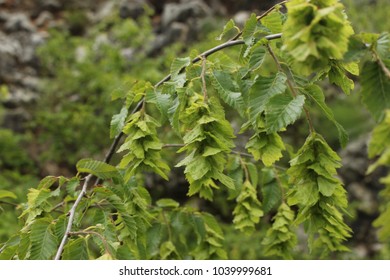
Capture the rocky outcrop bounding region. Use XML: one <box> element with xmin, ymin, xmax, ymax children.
<box><xmin>0</xmin><ymin>9</ymin><xmax>46</xmax><ymax>131</ymax></box>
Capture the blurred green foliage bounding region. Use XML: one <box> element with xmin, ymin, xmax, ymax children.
<box><xmin>34</xmin><ymin>13</ymin><xmax>154</xmax><ymax>165</ymax></box>
<box><xmin>343</xmin><ymin>0</ymin><xmax>390</xmax><ymax>33</ymax></box>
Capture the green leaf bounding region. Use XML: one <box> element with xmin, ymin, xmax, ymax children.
<box><xmin>303</xmin><ymin>84</ymin><xmax>348</xmax><ymax>147</ymax></box>
<box><xmin>211</xmin><ymin>70</ymin><xmax>245</xmax><ymax>116</ymax></box>
<box><xmin>54</xmin><ymin>215</ymin><xmax>67</xmax><ymax>241</ymax></box>
<box><xmin>265</xmin><ymin>94</ymin><xmax>305</xmax><ymax>133</ymax></box>
<box><xmin>368</xmin><ymin>110</ymin><xmax>390</xmax><ymax>157</ymax></box>
<box><xmin>248</xmin><ymin>43</ymin><xmax>266</xmax><ymax>73</ymax></box>
<box><xmin>0</xmin><ymin>190</ymin><xmax>17</xmax><ymax>199</ymax></box>
<box><xmin>62</xmin><ymin>237</ymin><xmax>89</xmax><ymax>260</ymax></box>
<box><xmin>0</xmin><ymin>235</ymin><xmax>23</xmax><ymax>260</ymax></box>
<box><xmin>202</xmin><ymin>213</ymin><xmax>223</xmax><ymax>239</ymax></box>
<box><xmin>242</xmin><ymin>13</ymin><xmax>258</xmax><ymax>46</ymax></box>
<box><xmin>30</xmin><ymin>218</ymin><xmax>58</xmax><ymax>260</ymax></box>
<box><xmin>246</xmin><ymin>162</ymin><xmax>258</xmax><ymax>189</ymax></box>
<box><xmin>110</xmin><ymin>106</ymin><xmax>128</xmax><ymax>138</ymax></box>
<box><xmin>120</xmin><ymin>214</ymin><xmax>138</xmax><ymax>239</ymax></box>
<box><xmin>37</xmin><ymin>176</ymin><xmax>58</xmax><ymax>189</ymax></box>
<box><xmin>344</xmin><ymin>35</ymin><xmax>367</xmax><ymax>62</ymax></box>
<box><xmin>65</xmin><ymin>177</ymin><xmax>80</xmax><ymax>196</ymax></box>
<box><xmin>376</xmin><ymin>32</ymin><xmax>390</xmax><ymax>60</ymax></box>
<box><xmin>125</xmin><ymin>80</ymin><xmax>152</xmax><ymax>108</ymax></box>
<box><xmin>374</xmin><ymin>205</ymin><xmax>390</xmax><ymax>241</ymax></box>
<box><xmin>246</xmin><ymin>131</ymin><xmax>285</xmax><ymax>167</ymax></box>
<box><xmin>328</xmin><ymin>61</ymin><xmax>356</xmax><ymax>95</ymax></box>
<box><xmin>160</xmin><ymin>241</ymin><xmax>177</xmax><ymax>259</ymax></box>
<box><xmin>171</xmin><ymin>57</ymin><xmax>191</xmax><ymax>82</ymax></box>
<box><xmin>261</xmin><ymin>10</ymin><xmax>282</xmax><ymax>33</ymax></box>
<box><xmin>111</xmin><ymin>81</ymin><xmax>133</xmax><ymax>101</ymax></box>
<box><xmin>216</xmin><ymin>19</ymin><xmax>238</xmax><ymax>40</ymax></box>
<box><xmin>76</xmin><ymin>158</ymin><xmax>120</xmax><ymax>180</ymax></box>
<box><xmin>215</xmin><ymin>172</ymin><xmax>235</xmax><ymax>190</ymax></box>
<box><xmin>19</xmin><ymin>181</ymin><xmax>58</xmax><ymax>224</ymax></box>
<box><xmin>361</xmin><ymin>61</ymin><xmax>390</xmax><ymax>121</ymax></box>
<box><xmin>248</xmin><ymin>72</ymin><xmax>287</xmax><ymax>122</ymax></box>
<box><xmin>262</xmin><ymin>175</ymin><xmax>282</xmax><ymax>214</ymax></box>
<box><xmin>156</xmin><ymin>198</ymin><xmax>180</xmax><ymax>208</ymax></box>
<box><xmin>211</xmin><ymin>52</ymin><xmax>240</xmax><ymax>72</ymax></box>
<box><xmin>318</xmin><ymin>176</ymin><xmax>337</xmax><ymax>197</ymax></box>
<box><xmin>145</xmin><ymin>89</ymin><xmax>172</xmax><ymax>121</ymax></box>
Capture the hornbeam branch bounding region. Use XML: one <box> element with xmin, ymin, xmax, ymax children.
<box><xmin>54</xmin><ymin>174</ymin><xmax>92</xmax><ymax>260</ymax></box>
<box><xmin>55</xmin><ymin>32</ymin><xmax>283</xmax><ymax>259</ymax></box>
<box><xmin>100</xmin><ymin>33</ymin><xmax>282</xmax><ymax>168</ymax></box>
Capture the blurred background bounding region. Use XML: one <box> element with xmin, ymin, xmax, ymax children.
<box><xmin>0</xmin><ymin>0</ymin><xmax>389</xmax><ymax>259</ymax></box>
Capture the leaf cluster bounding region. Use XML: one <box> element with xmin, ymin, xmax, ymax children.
<box><xmin>262</xmin><ymin>203</ymin><xmax>297</xmax><ymax>259</ymax></box>
<box><xmin>282</xmin><ymin>0</ymin><xmax>354</xmax><ymax>74</ymax></box>
<box><xmin>287</xmin><ymin>133</ymin><xmax>351</xmax><ymax>254</ymax></box>
<box><xmin>118</xmin><ymin>111</ymin><xmax>170</xmax><ymax>182</ymax></box>
<box><xmin>176</xmin><ymin>94</ymin><xmax>235</xmax><ymax>200</ymax></box>
<box><xmin>232</xmin><ymin>180</ymin><xmax>263</xmax><ymax>233</ymax></box>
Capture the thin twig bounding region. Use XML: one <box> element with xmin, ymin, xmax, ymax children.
<box><xmin>161</xmin><ymin>211</ymin><xmax>173</xmax><ymax>242</ymax></box>
<box><xmin>201</xmin><ymin>56</ymin><xmax>208</xmax><ymax>102</ymax></box>
<box><xmin>231</xmin><ymin>150</ymin><xmax>253</xmax><ymax>158</ymax></box>
<box><xmin>239</xmin><ymin>157</ymin><xmax>250</xmax><ymax>181</ymax></box>
<box><xmin>266</xmin><ymin>44</ymin><xmax>315</xmax><ymax>133</ymax></box>
<box><xmin>0</xmin><ymin>200</ymin><xmax>18</xmax><ymax>207</ymax></box>
<box><xmin>257</xmin><ymin>0</ymin><xmax>288</xmax><ymax>21</ymax></box>
<box><xmin>231</xmin><ymin>0</ymin><xmax>288</xmax><ymax>41</ymax></box>
<box><xmin>162</xmin><ymin>143</ymin><xmax>253</xmax><ymax>159</ymax></box>
<box><xmin>162</xmin><ymin>143</ymin><xmax>185</xmax><ymax>148</ymax></box>
<box><xmin>54</xmin><ymin>174</ymin><xmax>92</xmax><ymax>260</ymax></box>
<box><xmin>374</xmin><ymin>52</ymin><xmax>390</xmax><ymax>79</ymax></box>
<box><xmin>155</xmin><ymin>33</ymin><xmax>282</xmax><ymax>88</ymax></box>
<box><xmin>51</xmin><ymin>201</ymin><xmax>65</xmax><ymax>212</ymax></box>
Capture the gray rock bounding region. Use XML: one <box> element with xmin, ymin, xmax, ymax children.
<box><xmin>75</xmin><ymin>45</ymin><xmax>89</xmax><ymax>63</ymax></box>
<box><xmin>95</xmin><ymin>1</ymin><xmax>116</xmax><ymax>22</ymax></box>
<box><xmin>2</xmin><ymin>86</ymin><xmax>38</xmax><ymax>108</ymax></box>
<box><xmin>120</xmin><ymin>48</ymin><xmax>135</xmax><ymax>61</ymax></box>
<box><xmin>35</xmin><ymin>11</ymin><xmax>54</xmax><ymax>27</ymax></box>
<box><xmin>4</xmin><ymin>13</ymin><xmax>36</xmax><ymax>33</ymax></box>
<box><xmin>0</xmin><ymin>10</ymin><xmax>10</xmax><ymax>23</ymax></box>
<box><xmin>119</xmin><ymin>0</ymin><xmax>148</xmax><ymax>19</ymax></box>
<box><xmin>349</xmin><ymin>182</ymin><xmax>378</xmax><ymax>215</ymax></box>
<box><xmin>208</xmin><ymin>0</ymin><xmax>227</xmax><ymax>16</ymax></box>
<box><xmin>161</xmin><ymin>0</ymin><xmax>212</xmax><ymax>28</ymax></box>
<box><xmin>40</xmin><ymin>0</ymin><xmax>63</xmax><ymax>12</ymax></box>
<box><xmin>147</xmin><ymin>22</ymin><xmax>189</xmax><ymax>55</ymax></box>
<box><xmin>0</xmin><ymin>32</ymin><xmax>22</xmax><ymax>79</ymax></box>
<box><xmin>93</xmin><ymin>33</ymin><xmax>110</xmax><ymax>52</ymax></box>
<box><xmin>20</xmin><ymin>76</ymin><xmax>40</xmax><ymax>92</ymax></box>
<box><xmin>233</xmin><ymin>11</ymin><xmax>251</xmax><ymax>27</ymax></box>
<box><xmin>1</xmin><ymin>107</ymin><xmax>31</xmax><ymax>133</ymax></box>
